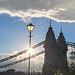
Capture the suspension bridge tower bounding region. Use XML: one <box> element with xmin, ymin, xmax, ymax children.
<box><xmin>42</xmin><ymin>22</ymin><xmax>70</xmax><ymax>75</ymax></box>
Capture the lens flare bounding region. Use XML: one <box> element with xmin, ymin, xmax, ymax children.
<box><xmin>28</xmin><ymin>48</ymin><xmax>34</xmax><ymax>54</ymax></box>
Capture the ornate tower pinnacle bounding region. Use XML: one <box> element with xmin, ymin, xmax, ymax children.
<box><xmin>57</xmin><ymin>27</ymin><xmax>69</xmax><ymax>74</ymax></box>
<box><xmin>43</xmin><ymin>21</ymin><xmax>57</xmax><ymax>75</ymax></box>
<box><xmin>61</xmin><ymin>26</ymin><xmax>62</xmax><ymax>33</ymax></box>
<box><xmin>50</xmin><ymin>20</ymin><xmax>51</xmax><ymax>26</ymax></box>
<box><xmin>45</xmin><ymin>20</ymin><xmax>56</xmax><ymax>49</ymax></box>
<box><xmin>49</xmin><ymin>20</ymin><xmax>52</xmax><ymax>30</ymax></box>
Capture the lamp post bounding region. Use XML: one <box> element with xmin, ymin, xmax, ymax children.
<box><xmin>27</xmin><ymin>23</ymin><xmax>34</xmax><ymax>75</ymax></box>
<box><xmin>31</xmin><ymin>64</ymin><xmax>33</xmax><ymax>75</ymax></box>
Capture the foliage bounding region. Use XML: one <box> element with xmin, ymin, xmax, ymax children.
<box><xmin>0</xmin><ymin>69</ymin><xmax>42</xmax><ymax>75</ymax></box>
<box><xmin>69</xmin><ymin>49</ymin><xmax>75</xmax><ymax>75</ymax></box>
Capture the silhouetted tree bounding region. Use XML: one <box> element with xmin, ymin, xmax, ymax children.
<box><xmin>69</xmin><ymin>50</ymin><xmax>75</xmax><ymax>75</ymax></box>
<box><xmin>0</xmin><ymin>69</ymin><xmax>42</xmax><ymax>75</ymax></box>
<box><xmin>15</xmin><ymin>71</ymin><xmax>25</xmax><ymax>75</ymax></box>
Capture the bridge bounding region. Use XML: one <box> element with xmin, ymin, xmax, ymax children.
<box><xmin>0</xmin><ymin>41</ymin><xmax>75</xmax><ymax>73</ymax></box>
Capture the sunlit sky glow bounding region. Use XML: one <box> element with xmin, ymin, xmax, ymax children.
<box><xmin>0</xmin><ymin>0</ymin><xmax>75</xmax><ymax>72</ymax></box>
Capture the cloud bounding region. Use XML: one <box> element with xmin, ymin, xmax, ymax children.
<box><xmin>0</xmin><ymin>53</ymin><xmax>12</xmax><ymax>56</ymax></box>
<box><xmin>0</xmin><ymin>53</ymin><xmax>12</xmax><ymax>59</ymax></box>
<box><xmin>0</xmin><ymin>0</ymin><xmax>75</xmax><ymax>22</ymax></box>
<box><xmin>0</xmin><ymin>51</ymin><xmax>18</xmax><ymax>59</ymax></box>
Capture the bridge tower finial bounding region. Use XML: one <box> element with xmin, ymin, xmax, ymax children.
<box><xmin>49</xmin><ymin>19</ymin><xmax>52</xmax><ymax>29</ymax></box>
<box><xmin>61</xmin><ymin>25</ymin><xmax>62</xmax><ymax>33</ymax></box>
<box><xmin>50</xmin><ymin>19</ymin><xmax>51</xmax><ymax>27</ymax></box>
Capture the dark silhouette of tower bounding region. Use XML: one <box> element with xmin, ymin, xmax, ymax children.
<box><xmin>42</xmin><ymin>22</ymin><xmax>57</xmax><ymax>75</ymax></box>
<box><xmin>42</xmin><ymin>22</ymin><xmax>70</xmax><ymax>75</ymax></box>
<box><xmin>57</xmin><ymin>28</ymin><xmax>70</xmax><ymax>75</ymax></box>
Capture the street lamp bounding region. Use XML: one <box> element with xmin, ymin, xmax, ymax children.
<box><xmin>27</xmin><ymin>23</ymin><xmax>34</xmax><ymax>75</ymax></box>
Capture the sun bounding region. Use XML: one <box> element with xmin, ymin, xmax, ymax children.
<box><xmin>28</xmin><ymin>48</ymin><xmax>34</xmax><ymax>54</ymax></box>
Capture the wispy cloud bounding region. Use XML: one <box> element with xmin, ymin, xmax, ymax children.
<box><xmin>0</xmin><ymin>53</ymin><xmax>12</xmax><ymax>56</ymax></box>
<box><xmin>0</xmin><ymin>0</ymin><xmax>75</xmax><ymax>22</ymax></box>
<box><xmin>0</xmin><ymin>53</ymin><xmax>12</xmax><ymax>59</ymax></box>
<box><xmin>0</xmin><ymin>51</ymin><xmax>18</xmax><ymax>59</ymax></box>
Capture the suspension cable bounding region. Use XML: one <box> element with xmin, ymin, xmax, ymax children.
<box><xmin>0</xmin><ymin>50</ymin><xmax>45</xmax><ymax>68</ymax></box>
<box><xmin>0</xmin><ymin>41</ymin><xmax>44</xmax><ymax>63</ymax></box>
<box><xmin>0</xmin><ymin>41</ymin><xmax>74</xmax><ymax>63</ymax></box>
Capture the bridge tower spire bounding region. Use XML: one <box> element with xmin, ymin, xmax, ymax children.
<box><xmin>42</xmin><ymin>21</ymin><xmax>57</xmax><ymax>75</ymax></box>
<box><xmin>57</xmin><ymin>27</ymin><xmax>69</xmax><ymax>74</ymax></box>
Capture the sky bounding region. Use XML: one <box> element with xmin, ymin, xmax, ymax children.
<box><xmin>0</xmin><ymin>0</ymin><xmax>75</xmax><ymax>72</ymax></box>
